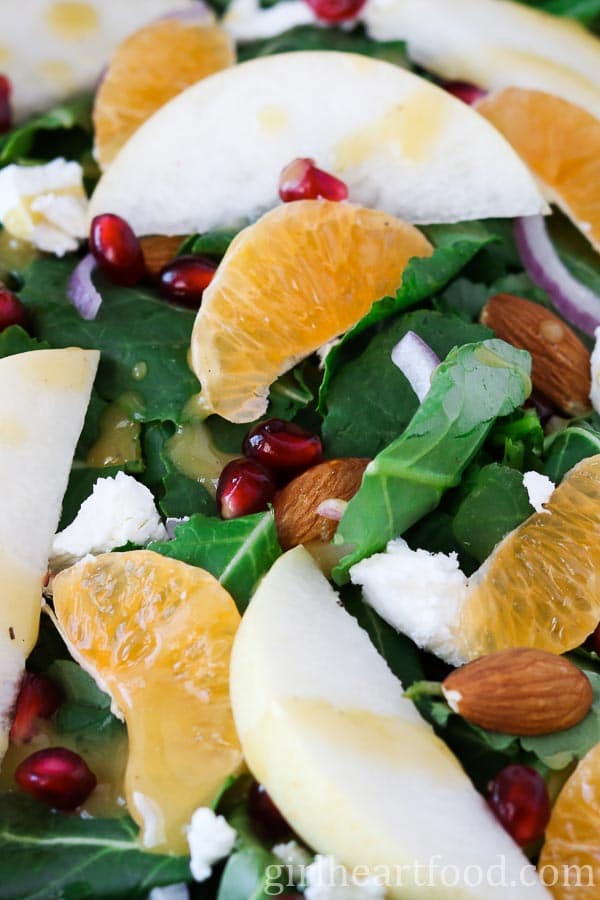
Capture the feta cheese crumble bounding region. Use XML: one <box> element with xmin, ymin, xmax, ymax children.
<box><xmin>272</xmin><ymin>840</ymin><xmax>313</xmax><ymax>883</ymax></box>
<box><xmin>350</xmin><ymin>539</ymin><xmax>468</xmax><ymax>666</ymax></box>
<box><xmin>522</xmin><ymin>470</ymin><xmax>555</xmax><ymax>513</ymax></box>
<box><xmin>0</xmin><ymin>158</ymin><xmax>88</xmax><ymax>256</ymax></box>
<box><xmin>224</xmin><ymin>0</ymin><xmax>316</xmax><ymax>41</ymax></box>
<box><xmin>304</xmin><ymin>855</ymin><xmax>385</xmax><ymax>899</ymax></box>
<box><xmin>148</xmin><ymin>885</ymin><xmax>189</xmax><ymax>900</ymax></box>
<box><xmin>590</xmin><ymin>326</ymin><xmax>600</xmax><ymax>414</ymax></box>
<box><xmin>186</xmin><ymin>807</ymin><xmax>237</xmax><ymax>882</ymax></box>
<box><xmin>50</xmin><ymin>471</ymin><xmax>167</xmax><ymax>569</ymax></box>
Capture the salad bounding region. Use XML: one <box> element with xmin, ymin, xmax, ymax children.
<box><xmin>1</xmin><ymin>0</ymin><xmax>600</xmax><ymax>898</ymax></box>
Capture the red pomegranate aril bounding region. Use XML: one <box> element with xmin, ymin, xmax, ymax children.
<box><xmin>487</xmin><ymin>764</ymin><xmax>550</xmax><ymax>847</ymax></box>
<box><xmin>279</xmin><ymin>157</ymin><xmax>348</xmax><ymax>203</ymax></box>
<box><xmin>15</xmin><ymin>747</ymin><xmax>97</xmax><ymax>810</ymax></box>
<box><xmin>248</xmin><ymin>782</ymin><xmax>292</xmax><ymax>840</ymax></box>
<box><xmin>0</xmin><ymin>286</ymin><xmax>28</xmax><ymax>333</ymax></box>
<box><xmin>243</xmin><ymin>418</ymin><xmax>323</xmax><ymax>476</ymax></box>
<box><xmin>305</xmin><ymin>0</ymin><xmax>366</xmax><ymax>22</ymax></box>
<box><xmin>217</xmin><ymin>458</ymin><xmax>277</xmax><ymax>519</ymax></box>
<box><xmin>442</xmin><ymin>80</ymin><xmax>487</xmax><ymax>105</ymax></box>
<box><xmin>10</xmin><ymin>673</ymin><xmax>61</xmax><ymax>744</ymax></box>
<box><xmin>0</xmin><ymin>75</ymin><xmax>12</xmax><ymax>133</ymax></box>
<box><xmin>159</xmin><ymin>254</ymin><xmax>217</xmax><ymax>308</ymax></box>
<box><xmin>89</xmin><ymin>213</ymin><xmax>146</xmax><ymax>286</ymax></box>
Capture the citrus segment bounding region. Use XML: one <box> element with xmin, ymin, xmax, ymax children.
<box><xmin>93</xmin><ymin>17</ymin><xmax>234</xmax><ymax>169</ymax></box>
<box><xmin>478</xmin><ymin>88</ymin><xmax>600</xmax><ymax>251</ymax></box>
<box><xmin>538</xmin><ymin>741</ymin><xmax>600</xmax><ymax>899</ymax></box>
<box><xmin>458</xmin><ymin>455</ymin><xmax>600</xmax><ymax>660</ymax></box>
<box><xmin>53</xmin><ymin>550</ymin><xmax>243</xmax><ymax>853</ymax></box>
<box><xmin>190</xmin><ymin>200</ymin><xmax>433</xmax><ymax>423</ymax></box>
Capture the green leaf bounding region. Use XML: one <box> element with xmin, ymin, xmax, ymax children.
<box><xmin>543</xmin><ymin>425</ymin><xmax>600</xmax><ymax>482</ymax></box>
<box><xmin>48</xmin><ymin>660</ymin><xmax>124</xmax><ymax>740</ymax></box>
<box><xmin>141</xmin><ymin>421</ymin><xmax>217</xmax><ymax>519</ymax></box>
<box><xmin>150</xmin><ymin>512</ymin><xmax>281</xmax><ymax>611</ymax></box>
<box><xmin>237</xmin><ymin>24</ymin><xmax>408</xmax><ymax>66</ymax></box>
<box><xmin>0</xmin><ymin>95</ymin><xmax>93</xmax><ymax>167</ymax></box>
<box><xmin>452</xmin><ymin>464</ymin><xmax>533</xmax><ymax>563</ymax></box>
<box><xmin>322</xmin><ymin>309</ymin><xmax>491</xmax><ymax>457</ymax></box>
<box><xmin>181</xmin><ymin>228</ymin><xmax>239</xmax><ymax>260</ymax></box>
<box><xmin>20</xmin><ymin>257</ymin><xmax>199</xmax><ymax>424</ymax></box>
<box><xmin>0</xmin><ymin>793</ymin><xmax>190</xmax><ymax>900</ymax></box>
<box><xmin>0</xmin><ymin>325</ymin><xmax>49</xmax><ymax>358</ymax></box>
<box><xmin>333</xmin><ymin>339</ymin><xmax>532</xmax><ymax>581</ymax></box>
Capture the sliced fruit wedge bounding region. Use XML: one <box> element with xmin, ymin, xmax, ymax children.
<box><xmin>0</xmin><ymin>348</ymin><xmax>98</xmax><ymax>762</ymax></box>
<box><xmin>89</xmin><ymin>50</ymin><xmax>546</xmax><ymax>235</ymax></box>
<box><xmin>230</xmin><ymin>546</ymin><xmax>549</xmax><ymax>898</ymax></box>
<box><xmin>363</xmin><ymin>0</ymin><xmax>600</xmax><ymax>119</ymax></box>
<box><xmin>53</xmin><ymin>550</ymin><xmax>243</xmax><ymax>854</ymax></box>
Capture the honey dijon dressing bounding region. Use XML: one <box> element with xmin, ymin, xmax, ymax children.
<box><xmin>86</xmin><ymin>394</ymin><xmax>143</xmax><ymax>468</ymax></box>
<box><xmin>166</xmin><ymin>394</ymin><xmax>237</xmax><ymax>496</ymax></box>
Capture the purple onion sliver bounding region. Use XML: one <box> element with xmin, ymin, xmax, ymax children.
<box><xmin>159</xmin><ymin>3</ymin><xmax>214</xmax><ymax>23</ymax></box>
<box><xmin>67</xmin><ymin>254</ymin><xmax>102</xmax><ymax>321</ymax></box>
<box><xmin>514</xmin><ymin>215</ymin><xmax>600</xmax><ymax>337</ymax></box>
<box><xmin>391</xmin><ymin>331</ymin><xmax>440</xmax><ymax>402</ymax></box>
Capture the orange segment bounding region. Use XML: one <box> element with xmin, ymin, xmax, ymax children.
<box><xmin>93</xmin><ymin>17</ymin><xmax>235</xmax><ymax>169</ymax></box>
<box><xmin>53</xmin><ymin>550</ymin><xmax>242</xmax><ymax>853</ymax></box>
<box><xmin>458</xmin><ymin>455</ymin><xmax>600</xmax><ymax>660</ymax></box>
<box><xmin>539</xmin><ymin>741</ymin><xmax>600</xmax><ymax>898</ymax></box>
<box><xmin>190</xmin><ymin>200</ymin><xmax>433</xmax><ymax>423</ymax></box>
<box><xmin>477</xmin><ymin>88</ymin><xmax>600</xmax><ymax>251</ymax></box>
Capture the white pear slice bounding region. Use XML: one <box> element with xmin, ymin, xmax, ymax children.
<box><xmin>363</xmin><ymin>0</ymin><xmax>600</xmax><ymax>119</ymax></box>
<box><xmin>2</xmin><ymin>0</ymin><xmax>198</xmax><ymax>122</ymax></box>
<box><xmin>0</xmin><ymin>348</ymin><xmax>98</xmax><ymax>761</ymax></box>
<box><xmin>89</xmin><ymin>51</ymin><xmax>546</xmax><ymax>236</ymax></box>
<box><xmin>230</xmin><ymin>547</ymin><xmax>549</xmax><ymax>898</ymax></box>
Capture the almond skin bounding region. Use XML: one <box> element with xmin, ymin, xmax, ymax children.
<box><xmin>442</xmin><ymin>648</ymin><xmax>593</xmax><ymax>736</ymax></box>
<box><xmin>139</xmin><ymin>235</ymin><xmax>186</xmax><ymax>278</ymax></box>
<box><xmin>273</xmin><ymin>457</ymin><xmax>370</xmax><ymax>551</ymax></box>
<box><xmin>481</xmin><ymin>293</ymin><xmax>591</xmax><ymax>416</ymax></box>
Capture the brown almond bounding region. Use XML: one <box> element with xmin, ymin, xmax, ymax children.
<box><xmin>481</xmin><ymin>293</ymin><xmax>591</xmax><ymax>416</ymax></box>
<box><xmin>139</xmin><ymin>235</ymin><xmax>187</xmax><ymax>278</ymax></box>
<box><xmin>273</xmin><ymin>458</ymin><xmax>370</xmax><ymax>551</ymax></box>
<box><xmin>442</xmin><ymin>648</ymin><xmax>593</xmax><ymax>736</ymax></box>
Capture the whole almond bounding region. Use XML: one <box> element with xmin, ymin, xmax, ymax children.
<box><xmin>273</xmin><ymin>458</ymin><xmax>370</xmax><ymax>551</ymax></box>
<box><xmin>139</xmin><ymin>235</ymin><xmax>187</xmax><ymax>278</ymax></box>
<box><xmin>442</xmin><ymin>648</ymin><xmax>593</xmax><ymax>736</ymax></box>
<box><xmin>481</xmin><ymin>293</ymin><xmax>591</xmax><ymax>416</ymax></box>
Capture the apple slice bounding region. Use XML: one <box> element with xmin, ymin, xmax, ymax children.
<box><xmin>89</xmin><ymin>51</ymin><xmax>545</xmax><ymax>235</ymax></box>
<box><xmin>0</xmin><ymin>348</ymin><xmax>98</xmax><ymax>761</ymax></box>
<box><xmin>230</xmin><ymin>547</ymin><xmax>549</xmax><ymax>898</ymax></box>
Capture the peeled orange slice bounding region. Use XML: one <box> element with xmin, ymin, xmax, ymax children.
<box><xmin>93</xmin><ymin>15</ymin><xmax>234</xmax><ymax>169</ymax></box>
<box><xmin>53</xmin><ymin>550</ymin><xmax>242</xmax><ymax>853</ymax></box>
<box><xmin>458</xmin><ymin>455</ymin><xmax>600</xmax><ymax>660</ymax></box>
<box><xmin>477</xmin><ymin>88</ymin><xmax>600</xmax><ymax>252</ymax></box>
<box><xmin>190</xmin><ymin>200</ymin><xmax>433</xmax><ymax>423</ymax></box>
<box><xmin>538</xmin><ymin>741</ymin><xmax>600</xmax><ymax>899</ymax></box>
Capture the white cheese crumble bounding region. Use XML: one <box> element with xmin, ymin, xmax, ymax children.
<box><xmin>590</xmin><ymin>326</ymin><xmax>600</xmax><ymax>414</ymax></box>
<box><xmin>224</xmin><ymin>0</ymin><xmax>316</xmax><ymax>41</ymax></box>
<box><xmin>522</xmin><ymin>470</ymin><xmax>555</xmax><ymax>513</ymax></box>
<box><xmin>186</xmin><ymin>807</ymin><xmax>237</xmax><ymax>882</ymax></box>
<box><xmin>304</xmin><ymin>855</ymin><xmax>385</xmax><ymax>899</ymax></box>
<box><xmin>148</xmin><ymin>883</ymin><xmax>189</xmax><ymax>900</ymax></box>
<box><xmin>0</xmin><ymin>158</ymin><xmax>87</xmax><ymax>256</ymax></box>
<box><xmin>350</xmin><ymin>538</ymin><xmax>468</xmax><ymax>666</ymax></box>
<box><xmin>272</xmin><ymin>840</ymin><xmax>313</xmax><ymax>883</ymax></box>
<box><xmin>50</xmin><ymin>471</ymin><xmax>167</xmax><ymax>569</ymax></box>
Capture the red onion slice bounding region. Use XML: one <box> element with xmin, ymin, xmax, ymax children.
<box><xmin>514</xmin><ymin>215</ymin><xmax>600</xmax><ymax>337</ymax></box>
<box><xmin>67</xmin><ymin>254</ymin><xmax>102</xmax><ymax>320</ymax></box>
<box><xmin>391</xmin><ymin>331</ymin><xmax>440</xmax><ymax>402</ymax></box>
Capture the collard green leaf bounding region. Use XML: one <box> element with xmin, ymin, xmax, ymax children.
<box><xmin>141</xmin><ymin>421</ymin><xmax>217</xmax><ymax>519</ymax></box>
<box><xmin>150</xmin><ymin>512</ymin><xmax>281</xmax><ymax>610</ymax></box>
<box><xmin>237</xmin><ymin>24</ymin><xmax>408</xmax><ymax>66</ymax></box>
<box><xmin>0</xmin><ymin>794</ymin><xmax>190</xmax><ymax>900</ymax></box>
<box><xmin>543</xmin><ymin>425</ymin><xmax>600</xmax><ymax>483</ymax></box>
<box><xmin>333</xmin><ymin>340</ymin><xmax>532</xmax><ymax>581</ymax></box>
<box><xmin>0</xmin><ymin>325</ymin><xmax>49</xmax><ymax>358</ymax></box>
<box><xmin>47</xmin><ymin>660</ymin><xmax>124</xmax><ymax>739</ymax></box>
<box><xmin>0</xmin><ymin>95</ymin><xmax>93</xmax><ymax>167</ymax></box>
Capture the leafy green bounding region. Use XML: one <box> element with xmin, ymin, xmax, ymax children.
<box><xmin>333</xmin><ymin>339</ymin><xmax>532</xmax><ymax>581</ymax></box>
<box><xmin>180</xmin><ymin>229</ymin><xmax>239</xmax><ymax>260</ymax></box>
<box><xmin>0</xmin><ymin>794</ymin><xmax>190</xmax><ymax>900</ymax></box>
<box><xmin>0</xmin><ymin>96</ymin><xmax>93</xmax><ymax>168</ymax></box>
<box><xmin>322</xmin><ymin>309</ymin><xmax>490</xmax><ymax>457</ymax></box>
<box><xmin>0</xmin><ymin>325</ymin><xmax>49</xmax><ymax>358</ymax></box>
<box><xmin>48</xmin><ymin>660</ymin><xmax>124</xmax><ymax>739</ymax></box>
<box><xmin>543</xmin><ymin>425</ymin><xmax>600</xmax><ymax>482</ymax></box>
<box><xmin>150</xmin><ymin>512</ymin><xmax>281</xmax><ymax>610</ymax></box>
<box><xmin>486</xmin><ymin>407</ymin><xmax>545</xmax><ymax>471</ymax></box>
<box><xmin>141</xmin><ymin>421</ymin><xmax>217</xmax><ymax>519</ymax></box>
<box><xmin>237</xmin><ymin>24</ymin><xmax>408</xmax><ymax>66</ymax></box>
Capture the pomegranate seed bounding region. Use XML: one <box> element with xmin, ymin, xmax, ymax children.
<box><xmin>217</xmin><ymin>458</ymin><xmax>277</xmax><ymax>519</ymax></box>
<box><xmin>279</xmin><ymin>158</ymin><xmax>348</xmax><ymax>203</ymax></box>
<box><xmin>304</xmin><ymin>0</ymin><xmax>366</xmax><ymax>22</ymax></box>
<box><xmin>243</xmin><ymin>418</ymin><xmax>323</xmax><ymax>477</ymax></box>
<box><xmin>487</xmin><ymin>765</ymin><xmax>550</xmax><ymax>847</ymax></box>
<box><xmin>159</xmin><ymin>254</ymin><xmax>217</xmax><ymax>308</ymax></box>
<box><xmin>10</xmin><ymin>673</ymin><xmax>61</xmax><ymax>744</ymax></box>
<box><xmin>442</xmin><ymin>80</ymin><xmax>487</xmax><ymax>105</ymax></box>
<box><xmin>248</xmin><ymin>782</ymin><xmax>291</xmax><ymax>840</ymax></box>
<box><xmin>89</xmin><ymin>213</ymin><xmax>146</xmax><ymax>286</ymax></box>
<box><xmin>0</xmin><ymin>75</ymin><xmax>12</xmax><ymax>133</ymax></box>
<box><xmin>15</xmin><ymin>747</ymin><xmax>97</xmax><ymax>810</ymax></box>
<box><xmin>0</xmin><ymin>286</ymin><xmax>28</xmax><ymax>333</ymax></box>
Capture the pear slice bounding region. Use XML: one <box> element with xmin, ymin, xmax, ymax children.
<box><xmin>0</xmin><ymin>348</ymin><xmax>98</xmax><ymax>761</ymax></box>
<box><xmin>230</xmin><ymin>547</ymin><xmax>549</xmax><ymax>898</ymax></box>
